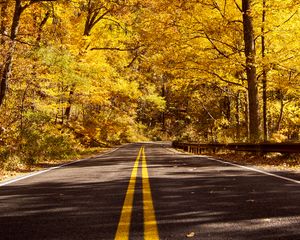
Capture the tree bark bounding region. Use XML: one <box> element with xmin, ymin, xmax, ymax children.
<box><xmin>64</xmin><ymin>2</ymin><xmax>111</xmax><ymax>118</ymax></box>
<box><xmin>0</xmin><ymin>0</ymin><xmax>23</xmax><ymax>107</ymax></box>
<box><xmin>0</xmin><ymin>0</ymin><xmax>9</xmax><ymax>44</ymax></box>
<box><xmin>65</xmin><ymin>84</ymin><xmax>75</xmax><ymax>120</ymax></box>
<box><xmin>161</xmin><ymin>81</ymin><xmax>166</xmax><ymax>131</ymax></box>
<box><xmin>83</xmin><ymin>2</ymin><xmax>111</xmax><ymax>36</ymax></box>
<box><xmin>261</xmin><ymin>0</ymin><xmax>268</xmax><ymax>142</ymax></box>
<box><xmin>36</xmin><ymin>10</ymin><xmax>50</xmax><ymax>44</ymax></box>
<box><xmin>235</xmin><ymin>92</ymin><xmax>241</xmax><ymax>141</ymax></box>
<box><xmin>0</xmin><ymin>0</ymin><xmax>56</xmax><ymax>107</ymax></box>
<box><xmin>275</xmin><ymin>98</ymin><xmax>284</xmax><ymax>132</ymax></box>
<box><xmin>242</xmin><ymin>0</ymin><xmax>261</xmax><ymax>142</ymax></box>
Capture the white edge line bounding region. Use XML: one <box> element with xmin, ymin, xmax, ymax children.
<box><xmin>168</xmin><ymin>147</ymin><xmax>300</xmax><ymax>185</ymax></box>
<box><xmin>0</xmin><ymin>146</ymin><xmax>121</xmax><ymax>187</ymax></box>
<box><xmin>205</xmin><ymin>157</ymin><xmax>300</xmax><ymax>184</ymax></box>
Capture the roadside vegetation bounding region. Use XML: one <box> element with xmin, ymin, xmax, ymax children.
<box><xmin>1</xmin><ymin>0</ymin><xmax>299</xmax><ymax>178</ymax></box>
<box><xmin>0</xmin><ymin>146</ymin><xmax>107</xmax><ymax>181</ymax></box>
<box><xmin>210</xmin><ymin>152</ymin><xmax>300</xmax><ymax>171</ymax></box>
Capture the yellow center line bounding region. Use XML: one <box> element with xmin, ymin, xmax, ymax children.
<box><xmin>114</xmin><ymin>146</ymin><xmax>159</xmax><ymax>240</ymax></box>
<box><xmin>142</xmin><ymin>147</ymin><xmax>159</xmax><ymax>240</ymax></box>
<box><xmin>114</xmin><ymin>147</ymin><xmax>142</xmax><ymax>240</ymax></box>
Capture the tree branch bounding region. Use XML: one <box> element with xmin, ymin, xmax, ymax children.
<box><xmin>204</xmin><ymin>70</ymin><xmax>247</xmax><ymax>89</ymax></box>
<box><xmin>91</xmin><ymin>46</ymin><xmax>141</xmax><ymax>51</ymax></box>
<box><xmin>255</xmin><ymin>10</ymin><xmax>298</xmax><ymax>40</ymax></box>
<box><xmin>90</xmin><ymin>9</ymin><xmax>111</xmax><ymax>29</ymax></box>
<box><xmin>126</xmin><ymin>54</ymin><xmax>139</xmax><ymax>68</ymax></box>
<box><xmin>204</xmin><ymin>31</ymin><xmax>230</xmax><ymax>58</ymax></box>
<box><xmin>102</xmin><ymin>17</ymin><xmax>128</xmax><ymax>32</ymax></box>
<box><xmin>234</xmin><ymin>0</ymin><xmax>242</xmax><ymax>12</ymax></box>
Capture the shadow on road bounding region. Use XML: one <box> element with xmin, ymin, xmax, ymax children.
<box><xmin>147</xmin><ymin>145</ymin><xmax>300</xmax><ymax>240</ymax></box>
<box><xmin>0</xmin><ymin>142</ymin><xmax>299</xmax><ymax>240</ymax></box>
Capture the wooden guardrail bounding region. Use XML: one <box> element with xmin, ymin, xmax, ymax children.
<box><xmin>172</xmin><ymin>141</ymin><xmax>300</xmax><ymax>154</ymax></box>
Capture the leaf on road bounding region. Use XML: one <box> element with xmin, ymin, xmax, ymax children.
<box><xmin>186</xmin><ymin>232</ymin><xmax>195</xmax><ymax>238</ymax></box>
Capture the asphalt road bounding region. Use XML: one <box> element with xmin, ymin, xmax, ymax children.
<box><xmin>0</xmin><ymin>142</ymin><xmax>300</xmax><ymax>239</ymax></box>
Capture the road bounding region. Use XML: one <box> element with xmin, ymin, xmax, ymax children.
<box><xmin>0</xmin><ymin>142</ymin><xmax>300</xmax><ymax>239</ymax></box>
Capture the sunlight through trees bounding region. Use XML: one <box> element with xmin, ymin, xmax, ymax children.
<box><xmin>0</xmin><ymin>0</ymin><xmax>299</xmax><ymax>168</ymax></box>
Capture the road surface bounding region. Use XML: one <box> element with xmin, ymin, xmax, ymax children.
<box><xmin>0</xmin><ymin>142</ymin><xmax>299</xmax><ymax>239</ymax></box>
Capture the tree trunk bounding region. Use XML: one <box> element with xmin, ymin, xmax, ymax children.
<box><xmin>161</xmin><ymin>81</ymin><xmax>166</xmax><ymax>130</ymax></box>
<box><xmin>244</xmin><ymin>92</ymin><xmax>250</xmax><ymax>140</ymax></box>
<box><xmin>64</xmin><ymin>4</ymin><xmax>109</xmax><ymax>118</ymax></box>
<box><xmin>0</xmin><ymin>0</ymin><xmax>9</xmax><ymax>44</ymax></box>
<box><xmin>235</xmin><ymin>92</ymin><xmax>241</xmax><ymax>141</ymax></box>
<box><xmin>65</xmin><ymin>84</ymin><xmax>75</xmax><ymax>120</ymax></box>
<box><xmin>242</xmin><ymin>0</ymin><xmax>261</xmax><ymax>142</ymax></box>
<box><xmin>36</xmin><ymin>10</ymin><xmax>50</xmax><ymax>44</ymax></box>
<box><xmin>261</xmin><ymin>0</ymin><xmax>268</xmax><ymax>142</ymax></box>
<box><xmin>0</xmin><ymin>0</ymin><xmax>23</xmax><ymax>107</ymax></box>
<box><xmin>275</xmin><ymin>98</ymin><xmax>284</xmax><ymax>132</ymax></box>
<box><xmin>19</xmin><ymin>83</ymin><xmax>29</xmax><ymax>149</ymax></box>
<box><xmin>0</xmin><ymin>0</ymin><xmax>55</xmax><ymax>107</ymax></box>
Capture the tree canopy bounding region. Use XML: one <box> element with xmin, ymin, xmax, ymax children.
<box><xmin>0</xmin><ymin>0</ymin><xmax>300</xmax><ymax>166</ymax></box>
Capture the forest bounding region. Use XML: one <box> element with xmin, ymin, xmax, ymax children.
<box><xmin>0</xmin><ymin>0</ymin><xmax>299</xmax><ymax>170</ymax></box>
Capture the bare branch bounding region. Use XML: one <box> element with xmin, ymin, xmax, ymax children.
<box><xmin>0</xmin><ymin>33</ymin><xmax>36</xmax><ymax>46</ymax></box>
<box><xmin>126</xmin><ymin>54</ymin><xmax>139</xmax><ymax>68</ymax></box>
<box><xmin>204</xmin><ymin>70</ymin><xmax>247</xmax><ymax>89</ymax></box>
<box><xmin>234</xmin><ymin>0</ymin><xmax>242</xmax><ymax>12</ymax></box>
<box><xmin>102</xmin><ymin>17</ymin><xmax>128</xmax><ymax>32</ymax></box>
<box><xmin>91</xmin><ymin>47</ymin><xmax>137</xmax><ymax>51</ymax></box>
<box><xmin>21</xmin><ymin>0</ymin><xmax>57</xmax><ymax>11</ymax></box>
<box><xmin>91</xmin><ymin>45</ymin><xmax>142</xmax><ymax>52</ymax></box>
<box><xmin>91</xmin><ymin>9</ymin><xmax>111</xmax><ymax>28</ymax></box>
<box><xmin>204</xmin><ymin>31</ymin><xmax>230</xmax><ymax>58</ymax></box>
<box><xmin>255</xmin><ymin>10</ymin><xmax>298</xmax><ymax>40</ymax></box>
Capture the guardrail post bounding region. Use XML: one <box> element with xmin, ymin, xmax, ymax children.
<box><xmin>258</xmin><ymin>144</ymin><xmax>264</xmax><ymax>157</ymax></box>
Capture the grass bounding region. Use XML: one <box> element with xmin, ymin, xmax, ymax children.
<box><xmin>0</xmin><ymin>147</ymin><xmax>109</xmax><ymax>182</ymax></box>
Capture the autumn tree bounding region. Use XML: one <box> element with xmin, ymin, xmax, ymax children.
<box><xmin>1</xmin><ymin>0</ymin><xmax>300</xmax><ymax>172</ymax></box>
<box><xmin>241</xmin><ymin>0</ymin><xmax>260</xmax><ymax>142</ymax></box>
<box><xmin>0</xmin><ymin>0</ymin><xmax>56</xmax><ymax>106</ymax></box>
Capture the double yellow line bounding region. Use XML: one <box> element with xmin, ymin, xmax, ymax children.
<box><xmin>115</xmin><ymin>146</ymin><xmax>159</xmax><ymax>240</ymax></box>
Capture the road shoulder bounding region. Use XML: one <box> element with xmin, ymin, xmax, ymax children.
<box><xmin>168</xmin><ymin>147</ymin><xmax>300</xmax><ymax>183</ymax></box>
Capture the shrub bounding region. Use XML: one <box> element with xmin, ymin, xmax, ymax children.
<box><xmin>3</xmin><ymin>155</ymin><xmax>23</xmax><ymax>171</ymax></box>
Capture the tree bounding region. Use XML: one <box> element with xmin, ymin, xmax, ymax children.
<box><xmin>261</xmin><ymin>0</ymin><xmax>268</xmax><ymax>142</ymax></box>
<box><xmin>0</xmin><ymin>0</ymin><xmax>56</xmax><ymax>107</ymax></box>
<box><xmin>241</xmin><ymin>0</ymin><xmax>260</xmax><ymax>142</ymax></box>
<box><xmin>0</xmin><ymin>0</ymin><xmax>9</xmax><ymax>44</ymax></box>
<box><xmin>1</xmin><ymin>0</ymin><xmax>300</xmax><ymax>170</ymax></box>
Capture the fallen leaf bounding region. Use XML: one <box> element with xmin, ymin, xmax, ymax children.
<box><xmin>186</xmin><ymin>232</ymin><xmax>195</xmax><ymax>238</ymax></box>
